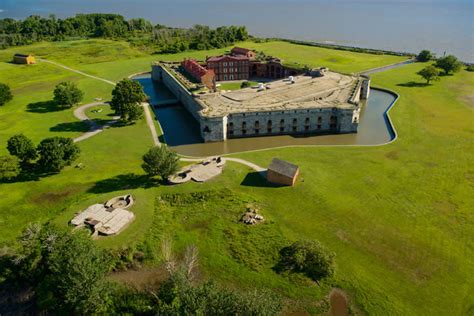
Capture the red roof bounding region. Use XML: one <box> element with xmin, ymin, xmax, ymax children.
<box><xmin>207</xmin><ymin>55</ymin><xmax>249</xmax><ymax>62</ymax></box>
<box><xmin>231</xmin><ymin>47</ymin><xmax>253</xmax><ymax>55</ymax></box>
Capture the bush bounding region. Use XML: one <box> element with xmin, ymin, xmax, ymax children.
<box><xmin>0</xmin><ymin>82</ymin><xmax>13</xmax><ymax>106</ymax></box>
<box><xmin>37</xmin><ymin>137</ymin><xmax>80</xmax><ymax>172</ymax></box>
<box><xmin>240</xmin><ymin>81</ymin><xmax>251</xmax><ymax>89</ymax></box>
<box><xmin>141</xmin><ymin>145</ymin><xmax>180</xmax><ymax>181</ymax></box>
<box><xmin>466</xmin><ymin>65</ymin><xmax>474</xmax><ymax>72</ymax></box>
<box><xmin>416</xmin><ymin>50</ymin><xmax>433</xmax><ymax>62</ymax></box>
<box><xmin>0</xmin><ymin>155</ymin><xmax>20</xmax><ymax>180</ymax></box>
<box><xmin>276</xmin><ymin>240</ymin><xmax>335</xmax><ymax>281</ymax></box>
<box><xmin>53</xmin><ymin>81</ymin><xmax>84</xmax><ymax>108</ymax></box>
<box><xmin>7</xmin><ymin>134</ymin><xmax>37</xmax><ymax>164</ymax></box>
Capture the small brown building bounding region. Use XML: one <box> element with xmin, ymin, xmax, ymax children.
<box><xmin>267</xmin><ymin>158</ymin><xmax>300</xmax><ymax>186</ymax></box>
<box><xmin>231</xmin><ymin>47</ymin><xmax>256</xmax><ymax>59</ymax></box>
<box><xmin>13</xmin><ymin>53</ymin><xmax>36</xmax><ymax>65</ymax></box>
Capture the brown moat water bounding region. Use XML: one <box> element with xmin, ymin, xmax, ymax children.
<box><xmin>135</xmin><ymin>75</ymin><xmax>397</xmax><ymax>157</ymax></box>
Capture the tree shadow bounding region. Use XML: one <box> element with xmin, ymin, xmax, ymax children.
<box><xmin>49</xmin><ymin>121</ymin><xmax>90</xmax><ymax>133</ymax></box>
<box><xmin>396</xmin><ymin>81</ymin><xmax>430</xmax><ymax>88</ymax></box>
<box><xmin>26</xmin><ymin>100</ymin><xmax>66</xmax><ymax>113</ymax></box>
<box><xmin>240</xmin><ymin>171</ymin><xmax>282</xmax><ymax>188</ymax></box>
<box><xmin>87</xmin><ymin>173</ymin><xmax>159</xmax><ymax>194</ymax></box>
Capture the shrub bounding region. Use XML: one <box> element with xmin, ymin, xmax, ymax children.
<box><xmin>7</xmin><ymin>134</ymin><xmax>37</xmax><ymax>164</ymax></box>
<box><xmin>240</xmin><ymin>81</ymin><xmax>251</xmax><ymax>89</ymax></box>
<box><xmin>466</xmin><ymin>65</ymin><xmax>474</xmax><ymax>72</ymax></box>
<box><xmin>0</xmin><ymin>82</ymin><xmax>13</xmax><ymax>106</ymax></box>
<box><xmin>0</xmin><ymin>155</ymin><xmax>20</xmax><ymax>180</ymax></box>
<box><xmin>142</xmin><ymin>145</ymin><xmax>180</xmax><ymax>181</ymax></box>
<box><xmin>277</xmin><ymin>240</ymin><xmax>335</xmax><ymax>281</ymax></box>
<box><xmin>53</xmin><ymin>81</ymin><xmax>84</xmax><ymax>108</ymax></box>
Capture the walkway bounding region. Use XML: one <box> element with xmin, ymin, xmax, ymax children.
<box><xmin>39</xmin><ymin>58</ymin><xmax>116</xmax><ymax>86</ymax></box>
<box><xmin>73</xmin><ymin>102</ymin><xmax>119</xmax><ymax>143</ymax></box>
<box><xmin>358</xmin><ymin>59</ymin><xmax>415</xmax><ymax>76</ymax></box>
<box><xmin>142</xmin><ymin>102</ymin><xmax>160</xmax><ymax>146</ymax></box>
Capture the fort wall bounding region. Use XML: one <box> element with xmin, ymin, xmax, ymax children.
<box><xmin>152</xmin><ymin>63</ymin><xmax>365</xmax><ymax>143</ymax></box>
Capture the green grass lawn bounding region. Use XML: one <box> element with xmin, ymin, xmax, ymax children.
<box><xmin>0</xmin><ymin>39</ymin><xmax>472</xmax><ymax>315</ymax></box>
<box><xmin>218</xmin><ymin>80</ymin><xmax>259</xmax><ymax>91</ymax></box>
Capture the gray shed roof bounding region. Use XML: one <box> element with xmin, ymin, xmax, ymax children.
<box><xmin>268</xmin><ymin>158</ymin><xmax>299</xmax><ymax>178</ymax></box>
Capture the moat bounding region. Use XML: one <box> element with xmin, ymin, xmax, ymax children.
<box><xmin>134</xmin><ymin>74</ymin><xmax>397</xmax><ymax>157</ymax></box>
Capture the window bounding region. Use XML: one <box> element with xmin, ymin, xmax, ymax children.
<box><xmin>224</xmin><ymin>75</ymin><xmax>228</xmax><ymax>80</ymax></box>
<box><xmin>224</xmin><ymin>68</ymin><xmax>228</xmax><ymax>73</ymax></box>
<box><xmin>229</xmin><ymin>74</ymin><xmax>234</xmax><ymax>80</ymax></box>
<box><xmin>229</xmin><ymin>62</ymin><xmax>233</xmax><ymax>66</ymax></box>
<box><xmin>267</xmin><ymin>120</ymin><xmax>272</xmax><ymax>133</ymax></box>
<box><xmin>330</xmin><ymin>116</ymin><xmax>337</xmax><ymax>129</ymax></box>
<box><xmin>317</xmin><ymin>124</ymin><xmax>321</xmax><ymax>130</ymax></box>
<box><xmin>318</xmin><ymin>116</ymin><xmax>322</xmax><ymax>123</ymax></box>
<box><xmin>223</xmin><ymin>62</ymin><xmax>228</xmax><ymax>66</ymax></box>
<box><xmin>230</xmin><ymin>68</ymin><xmax>234</xmax><ymax>73</ymax></box>
<box><xmin>292</xmin><ymin>118</ymin><xmax>298</xmax><ymax>132</ymax></box>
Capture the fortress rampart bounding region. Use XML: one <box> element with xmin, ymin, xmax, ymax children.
<box><xmin>151</xmin><ymin>63</ymin><xmax>369</xmax><ymax>142</ymax></box>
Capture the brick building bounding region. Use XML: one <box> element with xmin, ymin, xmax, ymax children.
<box><xmin>206</xmin><ymin>55</ymin><xmax>250</xmax><ymax>81</ymax></box>
<box><xmin>181</xmin><ymin>59</ymin><xmax>216</xmax><ymax>90</ymax></box>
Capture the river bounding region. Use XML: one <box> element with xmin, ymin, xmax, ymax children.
<box><xmin>1</xmin><ymin>0</ymin><xmax>473</xmax><ymax>62</ymax></box>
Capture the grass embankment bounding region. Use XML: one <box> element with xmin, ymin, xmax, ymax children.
<box><xmin>0</xmin><ymin>39</ymin><xmax>472</xmax><ymax>315</ymax></box>
<box><xmin>218</xmin><ymin>81</ymin><xmax>259</xmax><ymax>91</ymax></box>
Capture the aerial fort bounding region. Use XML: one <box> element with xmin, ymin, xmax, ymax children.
<box><xmin>151</xmin><ymin>47</ymin><xmax>370</xmax><ymax>142</ymax></box>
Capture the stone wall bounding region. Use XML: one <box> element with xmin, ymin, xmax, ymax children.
<box><xmin>226</xmin><ymin>107</ymin><xmax>357</xmax><ymax>138</ymax></box>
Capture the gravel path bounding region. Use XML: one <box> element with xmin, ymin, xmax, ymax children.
<box><xmin>358</xmin><ymin>59</ymin><xmax>415</xmax><ymax>76</ymax></box>
<box><xmin>73</xmin><ymin>102</ymin><xmax>119</xmax><ymax>143</ymax></box>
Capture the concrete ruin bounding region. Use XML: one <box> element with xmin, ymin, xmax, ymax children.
<box><xmin>71</xmin><ymin>195</ymin><xmax>135</xmax><ymax>238</ymax></box>
<box><xmin>168</xmin><ymin>157</ymin><xmax>226</xmax><ymax>184</ymax></box>
<box><xmin>152</xmin><ymin>62</ymin><xmax>370</xmax><ymax>142</ymax></box>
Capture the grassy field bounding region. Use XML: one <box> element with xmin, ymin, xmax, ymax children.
<box><xmin>0</xmin><ymin>39</ymin><xmax>472</xmax><ymax>315</ymax></box>
<box><xmin>218</xmin><ymin>80</ymin><xmax>259</xmax><ymax>91</ymax></box>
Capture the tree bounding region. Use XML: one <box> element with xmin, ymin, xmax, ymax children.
<box><xmin>0</xmin><ymin>155</ymin><xmax>20</xmax><ymax>180</ymax></box>
<box><xmin>277</xmin><ymin>240</ymin><xmax>335</xmax><ymax>281</ymax></box>
<box><xmin>12</xmin><ymin>224</ymin><xmax>111</xmax><ymax>314</ymax></box>
<box><xmin>110</xmin><ymin>79</ymin><xmax>146</xmax><ymax>122</ymax></box>
<box><xmin>417</xmin><ymin>65</ymin><xmax>440</xmax><ymax>84</ymax></box>
<box><xmin>141</xmin><ymin>145</ymin><xmax>180</xmax><ymax>180</ymax></box>
<box><xmin>435</xmin><ymin>55</ymin><xmax>462</xmax><ymax>75</ymax></box>
<box><xmin>37</xmin><ymin>137</ymin><xmax>80</xmax><ymax>172</ymax></box>
<box><xmin>0</xmin><ymin>82</ymin><xmax>13</xmax><ymax>106</ymax></box>
<box><xmin>7</xmin><ymin>134</ymin><xmax>37</xmax><ymax>164</ymax></box>
<box><xmin>53</xmin><ymin>81</ymin><xmax>84</xmax><ymax>108</ymax></box>
<box><xmin>416</xmin><ymin>50</ymin><xmax>433</xmax><ymax>62</ymax></box>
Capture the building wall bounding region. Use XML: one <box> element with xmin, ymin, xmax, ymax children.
<box><xmin>225</xmin><ymin>107</ymin><xmax>358</xmax><ymax>138</ymax></box>
<box><xmin>13</xmin><ymin>55</ymin><xmax>35</xmax><ymax>64</ymax></box>
<box><xmin>267</xmin><ymin>169</ymin><xmax>299</xmax><ymax>186</ymax></box>
<box><xmin>207</xmin><ymin>58</ymin><xmax>249</xmax><ymax>81</ymax></box>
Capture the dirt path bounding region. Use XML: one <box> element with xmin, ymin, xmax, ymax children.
<box><xmin>180</xmin><ymin>156</ymin><xmax>266</xmax><ymax>173</ymax></box>
<box><xmin>73</xmin><ymin>102</ymin><xmax>119</xmax><ymax>143</ymax></box>
<box><xmin>39</xmin><ymin>58</ymin><xmax>116</xmax><ymax>86</ymax></box>
<box><xmin>142</xmin><ymin>102</ymin><xmax>160</xmax><ymax>146</ymax></box>
<box><xmin>358</xmin><ymin>58</ymin><xmax>415</xmax><ymax>76</ymax></box>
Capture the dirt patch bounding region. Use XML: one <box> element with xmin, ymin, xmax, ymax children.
<box><xmin>460</xmin><ymin>94</ymin><xmax>474</xmax><ymax>108</ymax></box>
<box><xmin>109</xmin><ymin>266</ymin><xmax>169</xmax><ymax>291</ymax></box>
<box><xmin>329</xmin><ymin>288</ymin><xmax>349</xmax><ymax>316</ymax></box>
<box><xmin>28</xmin><ymin>185</ymin><xmax>88</xmax><ymax>206</ymax></box>
<box><xmin>385</xmin><ymin>151</ymin><xmax>399</xmax><ymax>160</ymax></box>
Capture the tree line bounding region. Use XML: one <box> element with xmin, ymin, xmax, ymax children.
<box><xmin>0</xmin><ymin>14</ymin><xmax>249</xmax><ymax>53</ymax></box>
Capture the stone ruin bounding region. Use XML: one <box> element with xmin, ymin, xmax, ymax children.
<box><xmin>240</xmin><ymin>206</ymin><xmax>265</xmax><ymax>225</ymax></box>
